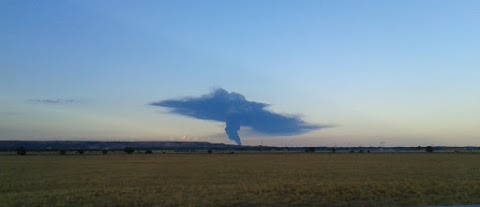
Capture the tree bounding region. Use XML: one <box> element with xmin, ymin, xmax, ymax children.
<box><xmin>77</xmin><ymin>149</ymin><xmax>85</xmax><ymax>155</ymax></box>
<box><xmin>305</xmin><ymin>147</ymin><xmax>315</xmax><ymax>153</ymax></box>
<box><xmin>124</xmin><ymin>147</ymin><xmax>135</xmax><ymax>154</ymax></box>
<box><xmin>59</xmin><ymin>150</ymin><xmax>66</xmax><ymax>155</ymax></box>
<box><xmin>145</xmin><ymin>150</ymin><xmax>153</xmax><ymax>154</ymax></box>
<box><xmin>425</xmin><ymin>146</ymin><xmax>434</xmax><ymax>153</ymax></box>
<box><xmin>331</xmin><ymin>148</ymin><xmax>336</xmax><ymax>153</ymax></box>
<box><xmin>207</xmin><ymin>149</ymin><xmax>213</xmax><ymax>154</ymax></box>
<box><xmin>102</xmin><ymin>150</ymin><xmax>108</xmax><ymax>155</ymax></box>
<box><xmin>16</xmin><ymin>146</ymin><xmax>27</xmax><ymax>155</ymax></box>
<box><xmin>358</xmin><ymin>146</ymin><xmax>364</xmax><ymax>153</ymax></box>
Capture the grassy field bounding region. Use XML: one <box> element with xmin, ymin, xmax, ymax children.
<box><xmin>1</xmin><ymin>152</ymin><xmax>479</xmax><ymax>207</ymax></box>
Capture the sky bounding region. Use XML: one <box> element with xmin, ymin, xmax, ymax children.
<box><xmin>1</xmin><ymin>0</ymin><xmax>479</xmax><ymax>147</ymax></box>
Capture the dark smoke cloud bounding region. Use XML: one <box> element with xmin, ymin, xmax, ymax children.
<box><xmin>150</xmin><ymin>89</ymin><xmax>324</xmax><ymax>145</ymax></box>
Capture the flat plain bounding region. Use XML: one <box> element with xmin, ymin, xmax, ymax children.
<box><xmin>1</xmin><ymin>152</ymin><xmax>479</xmax><ymax>207</ymax></box>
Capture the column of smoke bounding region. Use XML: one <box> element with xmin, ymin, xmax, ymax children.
<box><xmin>225</xmin><ymin>118</ymin><xmax>241</xmax><ymax>145</ymax></box>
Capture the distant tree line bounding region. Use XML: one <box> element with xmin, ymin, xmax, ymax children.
<box><xmin>7</xmin><ymin>145</ymin><xmax>460</xmax><ymax>156</ymax></box>
<box><xmin>13</xmin><ymin>146</ymin><xmax>154</xmax><ymax>155</ymax></box>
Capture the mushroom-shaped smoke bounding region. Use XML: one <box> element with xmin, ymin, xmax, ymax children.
<box><xmin>150</xmin><ymin>89</ymin><xmax>324</xmax><ymax>145</ymax></box>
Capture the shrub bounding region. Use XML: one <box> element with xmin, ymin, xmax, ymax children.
<box><xmin>15</xmin><ymin>146</ymin><xmax>27</xmax><ymax>155</ymax></box>
<box><xmin>102</xmin><ymin>150</ymin><xmax>108</xmax><ymax>155</ymax></box>
<box><xmin>425</xmin><ymin>146</ymin><xmax>434</xmax><ymax>153</ymax></box>
<box><xmin>124</xmin><ymin>147</ymin><xmax>135</xmax><ymax>154</ymax></box>
<box><xmin>145</xmin><ymin>150</ymin><xmax>153</xmax><ymax>154</ymax></box>
<box><xmin>305</xmin><ymin>147</ymin><xmax>315</xmax><ymax>153</ymax></box>
<box><xmin>331</xmin><ymin>148</ymin><xmax>336</xmax><ymax>153</ymax></box>
<box><xmin>207</xmin><ymin>150</ymin><xmax>213</xmax><ymax>154</ymax></box>
<box><xmin>59</xmin><ymin>150</ymin><xmax>66</xmax><ymax>155</ymax></box>
<box><xmin>77</xmin><ymin>149</ymin><xmax>85</xmax><ymax>155</ymax></box>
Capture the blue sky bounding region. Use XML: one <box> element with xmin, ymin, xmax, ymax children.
<box><xmin>1</xmin><ymin>0</ymin><xmax>479</xmax><ymax>146</ymax></box>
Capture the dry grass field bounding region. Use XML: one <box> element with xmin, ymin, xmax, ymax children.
<box><xmin>1</xmin><ymin>152</ymin><xmax>479</xmax><ymax>207</ymax></box>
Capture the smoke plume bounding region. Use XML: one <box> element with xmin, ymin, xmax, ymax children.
<box><xmin>150</xmin><ymin>89</ymin><xmax>323</xmax><ymax>145</ymax></box>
